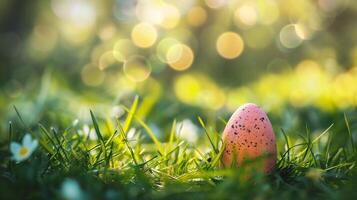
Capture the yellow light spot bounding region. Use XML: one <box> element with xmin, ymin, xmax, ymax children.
<box><xmin>166</xmin><ymin>44</ymin><xmax>194</xmax><ymax>71</ymax></box>
<box><xmin>259</xmin><ymin>1</ymin><xmax>279</xmax><ymax>25</ymax></box>
<box><xmin>295</xmin><ymin>23</ymin><xmax>312</xmax><ymax>40</ymax></box>
<box><xmin>174</xmin><ymin>74</ymin><xmax>225</xmax><ymax>109</ymax></box>
<box><xmin>60</xmin><ymin>23</ymin><xmax>93</xmax><ymax>45</ymax></box>
<box><xmin>226</xmin><ymin>87</ymin><xmax>252</xmax><ymax>111</ymax></box>
<box><xmin>19</xmin><ymin>147</ymin><xmax>29</xmax><ymax>157</ymax></box>
<box><xmin>160</xmin><ymin>4</ymin><xmax>180</xmax><ymax>29</ymax></box>
<box><xmin>156</xmin><ymin>37</ymin><xmax>180</xmax><ymax>63</ymax></box>
<box><xmin>187</xmin><ymin>6</ymin><xmax>207</xmax><ymax>27</ymax></box>
<box><xmin>98</xmin><ymin>23</ymin><xmax>116</xmax><ymax>41</ymax></box>
<box><xmin>123</xmin><ymin>56</ymin><xmax>152</xmax><ymax>82</ymax></box>
<box><xmin>216</xmin><ymin>32</ymin><xmax>244</xmax><ymax>59</ymax></box>
<box><xmin>81</xmin><ymin>64</ymin><xmax>105</xmax><ymax>86</ymax></box>
<box><xmin>234</xmin><ymin>5</ymin><xmax>257</xmax><ymax>27</ymax></box>
<box><xmin>131</xmin><ymin>23</ymin><xmax>158</xmax><ymax>48</ymax></box>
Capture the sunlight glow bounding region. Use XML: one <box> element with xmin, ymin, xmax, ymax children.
<box><xmin>216</xmin><ymin>32</ymin><xmax>244</xmax><ymax>59</ymax></box>
<box><xmin>166</xmin><ymin>44</ymin><xmax>194</xmax><ymax>71</ymax></box>
<box><xmin>131</xmin><ymin>23</ymin><xmax>158</xmax><ymax>48</ymax></box>
<box><xmin>187</xmin><ymin>6</ymin><xmax>207</xmax><ymax>27</ymax></box>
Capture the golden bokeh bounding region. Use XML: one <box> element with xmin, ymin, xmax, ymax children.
<box><xmin>216</xmin><ymin>32</ymin><xmax>244</xmax><ymax>59</ymax></box>
<box><xmin>174</xmin><ymin>74</ymin><xmax>225</xmax><ymax>109</ymax></box>
<box><xmin>160</xmin><ymin>4</ymin><xmax>180</xmax><ymax>29</ymax></box>
<box><xmin>131</xmin><ymin>23</ymin><xmax>158</xmax><ymax>48</ymax></box>
<box><xmin>156</xmin><ymin>37</ymin><xmax>180</xmax><ymax>63</ymax></box>
<box><xmin>166</xmin><ymin>44</ymin><xmax>194</xmax><ymax>71</ymax></box>
<box><xmin>187</xmin><ymin>6</ymin><xmax>207</xmax><ymax>27</ymax></box>
<box><xmin>234</xmin><ymin>4</ymin><xmax>257</xmax><ymax>27</ymax></box>
<box><xmin>259</xmin><ymin>0</ymin><xmax>280</xmax><ymax>25</ymax></box>
<box><xmin>123</xmin><ymin>56</ymin><xmax>152</xmax><ymax>82</ymax></box>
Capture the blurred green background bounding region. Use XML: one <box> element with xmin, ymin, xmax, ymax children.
<box><xmin>0</xmin><ymin>0</ymin><xmax>357</xmax><ymax>141</ymax></box>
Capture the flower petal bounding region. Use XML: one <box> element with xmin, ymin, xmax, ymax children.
<box><xmin>29</xmin><ymin>140</ymin><xmax>38</xmax><ymax>153</ymax></box>
<box><xmin>10</xmin><ymin>142</ymin><xmax>21</xmax><ymax>154</ymax></box>
<box><xmin>23</xmin><ymin>133</ymin><xmax>32</xmax><ymax>147</ymax></box>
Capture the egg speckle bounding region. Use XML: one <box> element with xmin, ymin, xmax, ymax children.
<box><xmin>221</xmin><ymin>103</ymin><xmax>277</xmax><ymax>173</ymax></box>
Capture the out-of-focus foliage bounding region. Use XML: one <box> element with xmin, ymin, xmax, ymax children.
<box><xmin>0</xmin><ymin>0</ymin><xmax>356</xmax><ymax>136</ymax></box>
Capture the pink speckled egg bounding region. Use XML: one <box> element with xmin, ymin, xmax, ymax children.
<box><xmin>221</xmin><ymin>103</ymin><xmax>277</xmax><ymax>173</ymax></box>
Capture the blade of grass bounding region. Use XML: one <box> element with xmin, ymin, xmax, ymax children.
<box><xmin>90</xmin><ymin>110</ymin><xmax>104</xmax><ymax>141</ymax></box>
<box><xmin>344</xmin><ymin>113</ymin><xmax>355</xmax><ymax>153</ymax></box>
<box><xmin>51</xmin><ymin>128</ymin><xmax>70</xmax><ymax>162</ymax></box>
<box><xmin>210</xmin><ymin>140</ymin><xmax>227</xmax><ymax>169</ymax></box>
<box><xmin>167</xmin><ymin>119</ymin><xmax>176</xmax><ymax>154</ymax></box>
<box><xmin>118</xmin><ymin>123</ymin><xmax>138</xmax><ymax>166</ymax></box>
<box><xmin>281</xmin><ymin>128</ymin><xmax>290</xmax><ymax>162</ymax></box>
<box><xmin>123</xmin><ymin>95</ymin><xmax>139</xmax><ymax>134</ymax></box>
<box><xmin>90</xmin><ymin>110</ymin><xmax>108</xmax><ymax>167</ymax></box>
<box><xmin>13</xmin><ymin>105</ymin><xmax>30</xmax><ymax>133</ymax></box>
<box><xmin>312</xmin><ymin>124</ymin><xmax>334</xmax><ymax>144</ymax></box>
<box><xmin>218</xmin><ymin>117</ymin><xmax>227</xmax><ymax>125</ymax></box>
<box><xmin>38</xmin><ymin>124</ymin><xmax>57</xmax><ymax>154</ymax></box>
<box><xmin>122</xmin><ymin>109</ymin><xmax>163</xmax><ymax>154</ymax></box>
<box><xmin>197</xmin><ymin>116</ymin><xmax>218</xmax><ymax>154</ymax></box>
<box><xmin>325</xmin><ymin>130</ymin><xmax>334</xmax><ymax>168</ymax></box>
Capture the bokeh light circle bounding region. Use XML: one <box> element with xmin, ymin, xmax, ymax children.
<box><xmin>187</xmin><ymin>6</ymin><xmax>207</xmax><ymax>27</ymax></box>
<box><xmin>234</xmin><ymin>5</ymin><xmax>257</xmax><ymax>27</ymax></box>
<box><xmin>156</xmin><ymin>37</ymin><xmax>180</xmax><ymax>63</ymax></box>
<box><xmin>131</xmin><ymin>23</ymin><xmax>158</xmax><ymax>48</ymax></box>
<box><xmin>279</xmin><ymin>24</ymin><xmax>303</xmax><ymax>49</ymax></box>
<box><xmin>166</xmin><ymin>44</ymin><xmax>194</xmax><ymax>71</ymax></box>
<box><xmin>123</xmin><ymin>56</ymin><xmax>152</xmax><ymax>82</ymax></box>
<box><xmin>160</xmin><ymin>4</ymin><xmax>181</xmax><ymax>29</ymax></box>
<box><xmin>259</xmin><ymin>1</ymin><xmax>280</xmax><ymax>25</ymax></box>
<box><xmin>216</xmin><ymin>32</ymin><xmax>244</xmax><ymax>59</ymax></box>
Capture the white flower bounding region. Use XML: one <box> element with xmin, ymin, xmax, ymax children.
<box><xmin>10</xmin><ymin>133</ymin><xmax>38</xmax><ymax>162</ymax></box>
<box><xmin>176</xmin><ymin>119</ymin><xmax>199</xmax><ymax>143</ymax></box>
<box><xmin>61</xmin><ymin>178</ymin><xmax>83</xmax><ymax>200</ymax></box>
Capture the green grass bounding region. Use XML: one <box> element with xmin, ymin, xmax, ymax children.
<box><xmin>0</xmin><ymin>98</ymin><xmax>356</xmax><ymax>200</ymax></box>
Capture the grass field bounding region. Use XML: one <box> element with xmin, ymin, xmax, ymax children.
<box><xmin>1</xmin><ymin>96</ymin><xmax>356</xmax><ymax>200</ymax></box>
<box><xmin>1</xmin><ymin>0</ymin><xmax>357</xmax><ymax>199</ymax></box>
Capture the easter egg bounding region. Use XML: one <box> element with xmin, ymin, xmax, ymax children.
<box><xmin>221</xmin><ymin>103</ymin><xmax>277</xmax><ymax>173</ymax></box>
